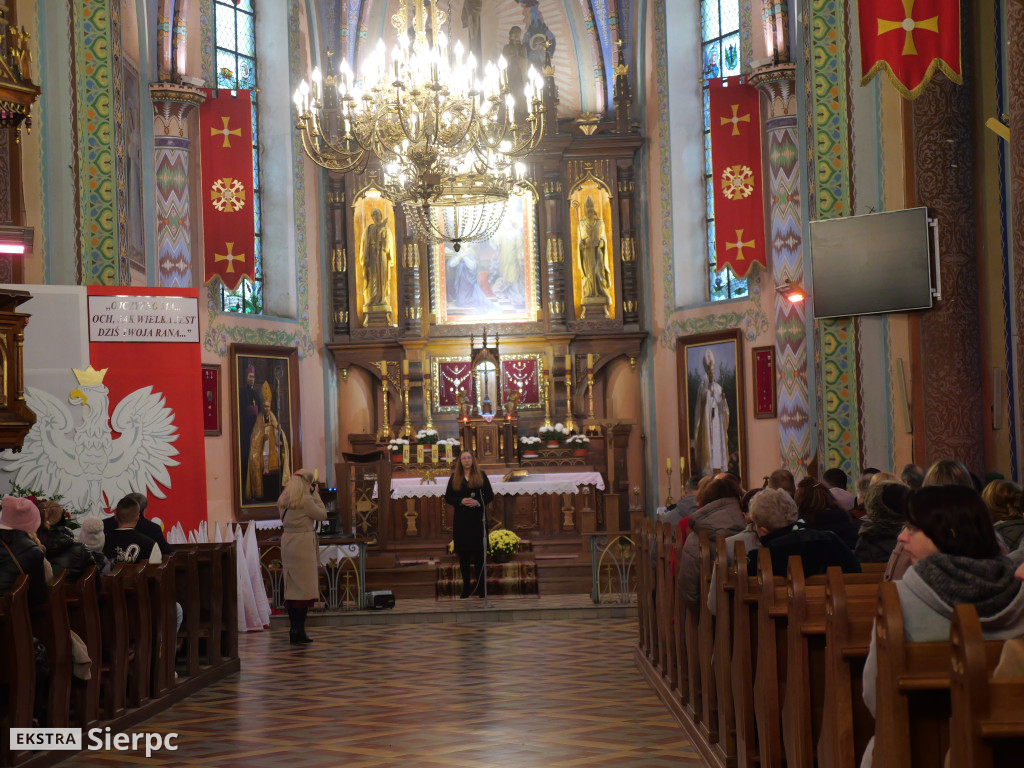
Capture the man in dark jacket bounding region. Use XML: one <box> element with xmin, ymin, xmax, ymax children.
<box><xmin>104</xmin><ymin>497</ymin><xmax>159</xmax><ymax>564</ymax></box>
<box><xmin>0</xmin><ymin>496</ymin><xmax>47</xmax><ymax>605</ymax></box>
<box><xmin>103</xmin><ymin>492</ymin><xmax>173</xmax><ymax>556</ymax></box>
<box><xmin>747</xmin><ymin>488</ymin><xmax>862</xmax><ymax>577</ymax></box>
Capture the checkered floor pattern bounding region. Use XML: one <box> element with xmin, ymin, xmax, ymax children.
<box><xmin>56</xmin><ymin>619</ymin><xmax>703</xmax><ymax>767</ymax></box>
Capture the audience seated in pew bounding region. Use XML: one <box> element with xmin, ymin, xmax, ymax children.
<box><xmin>855</xmin><ymin>482</ymin><xmax>910</xmax><ymax>564</ymax></box>
<box><xmin>766</xmin><ymin>468</ymin><xmax>796</xmax><ymax>497</ymax></box>
<box><xmin>900</xmin><ymin>463</ymin><xmax>925</xmax><ymax>490</ymax></box>
<box><xmin>861</xmin><ymin>485</ymin><xmax>1024</xmax><ymax>768</ymax></box>
<box><xmin>852</xmin><ymin>468</ymin><xmax>880</xmax><ymax>520</ymax></box>
<box><xmin>823</xmin><ymin>467</ymin><xmax>857</xmax><ymax>512</ymax></box>
<box><xmin>982</xmin><ymin>479</ymin><xmax>1024</xmax><ymax>552</ymax></box>
<box><xmin>661</xmin><ymin>474</ymin><xmax>703</xmax><ymax>526</ymax></box>
<box><xmin>677</xmin><ymin>477</ymin><xmax>745</xmax><ymax>606</ymax></box>
<box><xmin>104</xmin><ymin>497</ymin><xmax>161</xmax><ymax>565</ymax></box>
<box><xmin>747</xmin><ymin>488</ymin><xmax>862</xmax><ymax>578</ymax></box>
<box><xmin>795</xmin><ymin>477</ymin><xmax>862</xmax><ymax>550</ymax></box>
<box><xmin>707</xmin><ymin>488</ymin><xmax>761</xmax><ymax>616</ymax></box>
<box><xmin>103</xmin><ymin>491</ymin><xmax>174</xmax><ymax>556</ymax></box>
<box><xmin>78</xmin><ymin>517</ymin><xmax>112</xmax><ymax>576</ymax></box>
<box><xmin>0</xmin><ymin>496</ymin><xmax>47</xmax><ymax>606</ymax></box>
<box><xmin>38</xmin><ymin>500</ymin><xmax>93</xmax><ymax>584</ymax></box>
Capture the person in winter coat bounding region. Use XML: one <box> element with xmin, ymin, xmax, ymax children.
<box><xmin>983</xmin><ymin>479</ymin><xmax>1024</xmax><ymax>551</ymax></box>
<box><xmin>279</xmin><ymin>469</ymin><xmax>327</xmax><ymax>644</ymax></box>
<box><xmin>0</xmin><ymin>496</ymin><xmax>46</xmax><ymax>606</ymax></box>
<box><xmin>795</xmin><ymin>477</ymin><xmax>861</xmax><ymax>550</ymax></box>
<box><xmin>677</xmin><ymin>476</ymin><xmax>745</xmax><ymax>606</ymax></box>
<box><xmin>860</xmin><ymin>485</ymin><xmax>1024</xmax><ymax>768</ymax></box>
<box><xmin>37</xmin><ymin>500</ymin><xmax>92</xmax><ymax>583</ymax></box>
<box><xmin>855</xmin><ymin>482</ymin><xmax>911</xmax><ymax>564</ymax></box>
<box><xmin>444</xmin><ymin>451</ymin><xmax>495</xmax><ymax>599</ymax></box>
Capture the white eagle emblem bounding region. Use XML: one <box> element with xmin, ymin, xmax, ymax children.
<box><xmin>0</xmin><ymin>365</ymin><xmax>180</xmax><ymax>514</ymax></box>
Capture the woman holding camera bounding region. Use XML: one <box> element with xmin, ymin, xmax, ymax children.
<box><xmin>445</xmin><ymin>451</ymin><xmax>494</xmax><ymax>598</ymax></box>
<box><xmin>278</xmin><ymin>469</ymin><xmax>327</xmax><ymax>644</ymax></box>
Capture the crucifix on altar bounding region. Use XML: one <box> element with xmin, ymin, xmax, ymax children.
<box><xmin>459</xmin><ymin>329</ymin><xmax>519</xmax><ymax>464</ymax></box>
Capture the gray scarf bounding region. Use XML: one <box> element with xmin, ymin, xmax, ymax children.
<box><xmin>914</xmin><ymin>553</ymin><xmax>1022</xmax><ymax>618</ymax></box>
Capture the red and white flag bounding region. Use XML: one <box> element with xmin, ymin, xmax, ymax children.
<box><xmin>199</xmin><ymin>90</ymin><xmax>256</xmax><ymax>290</ymax></box>
<box><xmin>709</xmin><ymin>77</ymin><xmax>765</xmax><ymax>278</ymax></box>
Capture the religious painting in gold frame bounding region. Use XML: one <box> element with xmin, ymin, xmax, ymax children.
<box><xmin>431</xmin><ymin>188</ymin><xmax>539</xmax><ymax>325</ymax></box>
<box><xmin>353</xmin><ymin>188</ymin><xmax>398</xmax><ymax>327</ymax></box>
<box><xmin>569</xmin><ymin>177</ymin><xmax>616</xmax><ymax>319</ymax></box>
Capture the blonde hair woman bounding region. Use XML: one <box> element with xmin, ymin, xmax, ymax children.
<box><xmin>278</xmin><ymin>469</ymin><xmax>327</xmax><ymax>644</ymax></box>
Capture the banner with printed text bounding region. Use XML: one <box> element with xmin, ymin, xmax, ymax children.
<box><xmin>709</xmin><ymin>77</ymin><xmax>765</xmax><ymax>278</ymax></box>
<box><xmin>199</xmin><ymin>89</ymin><xmax>256</xmax><ymax>290</ymax></box>
<box><xmin>859</xmin><ymin>0</ymin><xmax>961</xmax><ymax>99</ymax></box>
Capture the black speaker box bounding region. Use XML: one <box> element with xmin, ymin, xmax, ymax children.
<box><xmin>365</xmin><ymin>590</ymin><xmax>395</xmax><ymax>610</ymax></box>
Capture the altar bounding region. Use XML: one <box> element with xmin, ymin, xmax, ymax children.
<box><xmin>384</xmin><ymin>472</ymin><xmax>606</xmax><ymax>499</ymax></box>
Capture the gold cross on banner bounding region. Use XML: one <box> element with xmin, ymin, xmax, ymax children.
<box><xmin>877</xmin><ymin>0</ymin><xmax>939</xmax><ymax>56</ymax></box>
<box><xmin>721</xmin><ymin>104</ymin><xmax>751</xmax><ymax>136</ymax></box>
<box><xmin>212</xmin><ymin>116</ymin><xmax>242</xmax><ymax>148</ymax></box>
<box><xmin>726</xmin><ymin>230</ymin><xmax>755</xmax><ymax>260</ymax></box>
<box><xmin>215</xmin><ymin>242</ymin><xmax>245</xmax><ymax>272</ymax></box>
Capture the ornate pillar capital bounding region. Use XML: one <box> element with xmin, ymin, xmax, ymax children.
<box><xmin>748</xmin><ymin>63</ymin><xmax>798</xmax><ymax>121</ymax></box>
<box><xmin>149</xmin><ymin>82</ymin><xmax>206</xmax><ymax>138</ymax></box>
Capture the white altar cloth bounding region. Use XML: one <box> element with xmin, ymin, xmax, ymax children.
<box><xmin>378</xmin><ymin>471</ymin><xmax>606</xmax><ymax>500</ymax></box>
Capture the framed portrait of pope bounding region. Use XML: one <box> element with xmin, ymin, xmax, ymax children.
<box><xmin>230</xmin><ymin>344</ymin><xmax>302</xmax><ymax>520</ymax></box>
<box><xmin>676</xmin><ymin>329</ymin><xmax>746</xmax><ymax>486</ymax></box>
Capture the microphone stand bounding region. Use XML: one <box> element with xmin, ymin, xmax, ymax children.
<box><xmin>478</xmin><ymin>484</ymin><xmax>491</xmax><ymax>608</ymax></box>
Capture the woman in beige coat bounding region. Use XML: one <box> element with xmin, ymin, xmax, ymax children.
<box><xmin>278</xmin><ymin>469</ymin><xmax>327</xmax><ymax>644</ymax></box>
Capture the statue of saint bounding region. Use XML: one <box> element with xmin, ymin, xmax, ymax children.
<box><xmin>361</xmin><ymin>208</ymin><xmax>394</xmax><ymax>309</ymax></box>
<box><xmin>461</xmin><ymin>0</ymin><xmax>483</xmax><ymax>61</ymax></box>
<box><xmin>457</xmin><ymin>390</ymin><xmax>474</xmax><ymax>419</ymax></box>
<box><xmin>502</xmin><ymin>26</ymin><xmax>530</xmax><ymax>124</ymax></box>
<box><xmin>578</xmin><ymin>197</ymin><xmax>611</xmax><ymax>301</ymax></box>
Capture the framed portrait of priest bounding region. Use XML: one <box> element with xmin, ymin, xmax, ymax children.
<box><xmin>676</xmin><ymin>329</ymin><xmax>746</xmax><ymax>486</ymax></box>
<box><xmin>230</xmin><ymin>344</ymin><xmax>303</xmax><ymax>520</ymax></box>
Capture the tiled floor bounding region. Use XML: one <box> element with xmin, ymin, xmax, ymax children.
<box><xmin>58</xmin><ymin>618</ymin><xmax>703</xmax><ymax>767</ymax></box>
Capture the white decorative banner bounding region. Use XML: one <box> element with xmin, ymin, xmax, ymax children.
<box><xmin>88</xmin><ymin>295</ymin><xmax>199</xmax><ymax>342</ymax></box>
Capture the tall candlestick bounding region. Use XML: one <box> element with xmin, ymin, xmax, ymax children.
<box><xmin>586</xmin><ymin>355</ymin><xmax>596</xmax><ymax>427</ymax></box>
<box><xmin>376</xmin><ymin>361</ymin><xmax>393</xmax><ymax>442</ymax></box>
<box><xmin>665</xmin><ymin>462</ymin><xmax>675</xmax><ymax>508</ymax></box>
<box><xmin>423</xmin><ymin>375</ymin><xmax>434</xmax><ymax>430</ymax></box>
<box><xmin>542</xmin><ymin>370</ymin><xmax>552</xmax><ymax>428</ymax></box>
<box><xmin>564</xmin><ymin>365</ymin><xmax>577</xmax><ymax>433</ymax></box>
<box><xmin>401</xmin><ymin>379</ymin><xmax>412</xmax><ymax>438</ymax></box>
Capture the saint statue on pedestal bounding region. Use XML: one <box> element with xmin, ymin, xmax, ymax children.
<box><xmin>578</xmin><ymin>197</ymin><xmax>611</xmax><ymax>301</ymax></box>
<box><xmin>360</xmin><ymin>208</ymin><xmax>394</xmax><ymax>309</ymax></box>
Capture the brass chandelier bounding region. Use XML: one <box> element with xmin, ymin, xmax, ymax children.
<box><xmin>294</xmin><ymin>0</ymin><xmax>546</xmax><ymax>248</ymax></box>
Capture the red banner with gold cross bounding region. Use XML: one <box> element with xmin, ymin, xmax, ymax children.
<box><xmin>709</xmin><ymin>76</ymin><xmax>765</xmax><ymax>278</ymax></box>
<box><xmin>859</xmin><ymin>0</ymin><xmax>962</xmax><ymax>99</ymax></box>
<box><xmin>199</xmin><ymin>89</ymin><xmax>256</xmax><ymax>290</ymax></box>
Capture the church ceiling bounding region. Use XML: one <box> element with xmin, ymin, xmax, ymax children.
<box><xmin>313</xmin><ymin>0</ymin><xmax>636</xmax><ymax>117</ymax></box>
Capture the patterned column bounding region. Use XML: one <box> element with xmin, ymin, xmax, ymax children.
<box><xmin>150</xmin><ymin>83</ymin><xmax>205</xmax><ymax>287</ymax></box>
<box><xmin>808</xmin><ymin>0</ymin><xmax>860</xmax><ymax>477</ymax></box>
<box><xmin>72</xmin><ymin>0</ymin><xmax>125</xmax><ymax>286</ymax></box>
<box><xmin>911</xmin><ymin>3</ymin><xmax>984</xmax><ymax>470</ymax></box>
<box><xmin>1011</xmin><ymin>0</ymin><xmax>1024</xmax><ymax>479</ymax></box>
<box><xmin>750</xmin><ymin>66</ymin><xmax>811</xmax><ymax>477</ymax></box>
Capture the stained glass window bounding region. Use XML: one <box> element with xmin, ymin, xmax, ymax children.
<box><xmin>214</xmin><ymin>0</ymin><xmax>263</xmax><ymax>314</ymax></box>
<box><xmin>701</xmin><ymin>0</ymin><xmax>747</xmax><ymax>301</ymax></box>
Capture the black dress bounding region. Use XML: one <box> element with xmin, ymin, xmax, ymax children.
<box><xmin>445</xmin><ymin>473</ymin><xmax>495</xmax><ymax>553</ymax></box>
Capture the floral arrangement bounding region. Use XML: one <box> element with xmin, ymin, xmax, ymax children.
<box><xmin>387</xmin><ymin>437</ymin><xmax>409</xmax><ymax>455</ymax></box>
<box><xmin>538</xmin><ymin>422</ymin><xmax>571</xmax><ymax>443</ymax></box>
<box><xmin>437</xmin><ymin>437</ymin><xmax>461</xmax><ymax>447</ymax></box>
<box><xmin>415</xmin><ymin>428</ymin><xmax>439</xmax><ymax>445</ymax></box>
<box><xmin>566</xmin><ymin>434</ymin><xmax>590</xmax><ymax>447</ymax></box>
<box><xmin>519</xmin><ymin>436</ymin><xmax>542</xmax><ymax>446</ymax></box>
<box><xmin>5</xmin><ymin>483</ymin><xmax>82</xmax><ymax>530</ymax></box>
<box><xmin>488</xmin><ymin>528</ymin><xmax>521</xmax><ymax>558</ymax></box>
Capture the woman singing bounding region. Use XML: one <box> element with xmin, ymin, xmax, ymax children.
<box><xmin>278</xmin><ymin>469</ymin><xmax>327</xmax><ymax>643</ymax></box>
<box><xmin>445</xmin><ymin>451</ymin><xmax>495</xmax><ymax>598</ymax></box>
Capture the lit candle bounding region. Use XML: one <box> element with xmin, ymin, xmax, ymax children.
<box><xmin>666</xmin><ymin>457</ymin><xmax>671</xmax><ymax>471</ymax></box>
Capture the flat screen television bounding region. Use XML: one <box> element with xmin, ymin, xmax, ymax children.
<box><xmin>808</xmin><ymin>207</ymin><xmax>934</xmax><ymax>319</ymax></box>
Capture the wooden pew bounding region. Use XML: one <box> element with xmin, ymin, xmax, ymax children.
<box><xmin>0</xmin><ymin>577</ymin><xmax>34</xmax><ymax>767</ymax></box>
<box><xmin>697</xmin><ymin>530</ymin><xmax>719</xmax><ymax>743</ymax></box>
<box><xmin>647</xmin><ymin>520</ymin><xmax>660</xmax><ymax>664</ymax></box>
<box><xmin>753</xmin><ymin>547</ymin><xmax>787</xmax><ymax>768</ymax></box>
<box><xmin>949</xmin><ymin>604</ymin><xmax>1024</xmax><ymax>768</ymax></box>
<box><xmin>194</xmin><ymin>542</ymin><xmax>239</xmax><ymax>662</ymax></box>
<box><xmin>98</xmin><ymin>564</ymin><xmax>129</xmax><ymax>719</ymax></box>
<box><xmin>194</xmin><ymin>544</ymin><xmax>224</xmax><ymax>666</ymax></box>
<box><xmin>782</xmin><ymin>561</ymin><xmax>887</xmax><ymax>768</ymax></box>
<box><xmin>145</xmin><ymin>558</ymin><xmax>177</xmax><ymax>698</ymax></box>
<box><xmin>30</xmin><ymin>571</ymin><xmax>72</xmax><ymax>728</ymax></box>
<box><xmin>712</xmin><ymin>538</ymin><xmax>737</xmax><ymax>765</ymax></box>
<box><xmin>673</xmin><ymin>525</ymin><xmax>689</xmax><ymax>707</ymax></box>
<box><xmin>662</xmin><ymin>522</ymin><xmax>679</xmax><ymax>689</ymax></box>
<box><xmin>730</xmin><ymin>541</ymin><xmax>759</xmax><ymax>768</ymax></box>
<box><xmin>65</xmin><ymin>565</ymin><xmax>101</xmax><ymax>729</ymax></box>
<box><xmin>173</xmin><ymin>546</ymin><xmax>200</xmax><ymax>678</ymax></box>
<box><xmin>871</xmin><ymin>581</ymin><xmax>1003</xmax><ymax>768</ymax></box>
<box><xmin>657</xmin><ymin>522</ymin><xmax>671</xmax><ymax>679</ymax></box>
<box><xmin>636</xmin><ymin>517</ymin><xmax>650</xmax><ymax>657</ymax></box>
<box><xmin>122</xmin><ymin>563</ymin><xmax>153</xmax><ymax>708</ymax></box>
<box><xmin>818</xmin><ymin>566</ymin><xmax>886</xmax><ymax>768</ymax></box>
